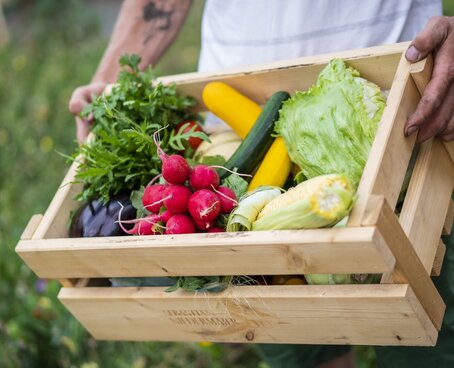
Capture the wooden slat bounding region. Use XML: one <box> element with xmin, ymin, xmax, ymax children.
<box><xmin>19</xmin><ymin>215</ymin><xmax>80</xmax><ymax>289</ymax></box>
<box><xmin>398</xmin><ymin>138</ymin><xmax>454</xmax><ymax>273</ymax></box>
<box><xmin>443</xmin><ymin>141</ymin><xmax>454</xmax><ymax>166</ymax></box>
<box><xmin>59</xmin><ymin>278</ymin><xmax>80</xmax><ymax>287</ymax></box>
<box><xmin>159</xmin><ymin>43</ymin><xmax>407</xmax><ymax>110</ymax></box>
<box><xmin>20</xmin><ymin>214</ymin><xmax>43</xmax><ymax>240</ymax></box>
<box><xmin>431</xmin><ymin>241</ymin><xmax>446</xmax><ymax>277</ymax></box>
<box><xmin>16</xmin><ymin>227</ymin><xmax>390</xmax><ymax>279</ymax></box>
<box><xmin>58</xmin><ymin>283</ymin><xmax>436</xmax><ymax>346</ymax></box>
<box><xmin>31</xmin><ymin>159</ymin><xmax>83</xmax><ymax>239</ymax></box>
<box><xmin>348</xmin><ymin>53</ymin><xmax>419</xmax><ymax>226</ymax></box>
<box><xmin>443</xmin><ymin>199</ymin><xmax>454</xmax><ymax>235</ymax></box>
<box><xmin>409</xmin><ymin>54</ymin><xmax>433</xmax><ymax>96</ymax></box>
<box><xmin>373</xmin><ymin>198</ymin><xmax>445</xmax><ymax>329</ymax></box>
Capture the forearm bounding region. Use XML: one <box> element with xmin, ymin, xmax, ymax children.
<box><xmin>92</xmin><ymin>0</ymin><xmax>193</xmax><ymax>83</ymax></box>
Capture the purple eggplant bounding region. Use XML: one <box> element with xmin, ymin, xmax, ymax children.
<box><xmin>69</xmin><ymin>194</ymin><xmax>136</xmax><ymax>237</ymax></box>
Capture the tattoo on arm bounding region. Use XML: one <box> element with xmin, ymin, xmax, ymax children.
<box><xmin>142</xmin><ymin>1</ymin><xmax>175</xmax><ymax>44</ymax></box>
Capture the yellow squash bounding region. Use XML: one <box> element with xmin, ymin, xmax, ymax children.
<box><xmin>202</xmin><ymin>82</ymin><xmax>261</xmax><ymax>139</ymax></box>
<box><xmin>248</xmin><ymin>137</ymin><xmax>292</xmax><ymax>191</ymax></box>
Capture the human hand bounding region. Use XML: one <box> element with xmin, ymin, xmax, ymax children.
<box><xmin>68</xmin><ymin>82</ymin><xmax>108</xmax><ymax>143</ymax></box>
<box><xmin>404</xmin><ymin>16</ymin><xmax>454</xmax><ymax>143</ymax></box>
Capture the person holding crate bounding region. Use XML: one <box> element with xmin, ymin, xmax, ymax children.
<box><xmin>69</xmin><ymin>1</ymin><xmax>454</xmax><ymax>367</ymax></box>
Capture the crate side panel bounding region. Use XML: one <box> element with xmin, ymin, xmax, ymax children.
<box><xmin>166</xmin><ymin>54</ymin><xmax>400</xmax><ymax>111</ymax></box>
<box><xmin>399</xmin><ymin>138</ymin><xmax>454</xmax><ymax>273</ymax></box>
<box><xmin>20</xmin><ymin>214</ymin><xmax>43</xmax><ymax>240</ymax></box>
<box><xmin>376</xmin><ymin>200</ymin><xmax>445</xmax><ymax>329</ymax></box>
<box><xmin>59</xmin><ymin>284</ymin><xmax>435</xmax><ymax>346</ymax></box>
<box><xmin>16</xmin><ymin>227</ymin><xmax>390</xmax><ymax>279</ymax></box>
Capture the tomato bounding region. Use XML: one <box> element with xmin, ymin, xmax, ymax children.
<box><xmin>176</xmin><ymin>121</ymin><xmax>204</xmax><ymax>149</ymax></box>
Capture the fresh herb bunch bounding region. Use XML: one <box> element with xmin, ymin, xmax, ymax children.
<box><xmin>73</xmin><ymin>54</ymin><xmax>202</xmax><ymax>203</ymax></box>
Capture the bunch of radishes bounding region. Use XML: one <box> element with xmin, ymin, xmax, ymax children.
<box><xmin>119</xmin><ymin>148</ymin><xmax>237</xmax><ymax>236</ymax></box>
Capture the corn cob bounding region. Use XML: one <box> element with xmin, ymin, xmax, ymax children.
<box><xmin>252</xmin><ymin>174</ymin><xmax>355</xmax><ymax>231</ymax></box>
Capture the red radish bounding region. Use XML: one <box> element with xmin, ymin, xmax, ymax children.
<box><xmin>165</xmin><ymin>214</ymin><xmax>195</xmax><ymax>234</ymax></box>
<box><xmin>207</xmin><ymin>227</ymin><xmax>225</xmax><ymax>233</ymax></box>
<box><xmin>193</xmin><ymin>218</ymin><xmax>215</xmax><ymax>231</ymax></box>
<box><xmin>161</xmin><ymin>154</ymin><xmax>191</xmax><ymax>184</ymax></box>
<box><xmin>163</xmin><ymin>185</ymin><xmax>192</xmax><ymax>214</ymax></box>
<box><xmin>142</xmin><ymin>183</ymin><xmax>168</xmax><ymax>213</ymax></box>
<box><xmin>189</xmin><ymin>165</ymin><xmax>220</xmax><ymax>190</ymax></box>
<box><xmin>214</xmin><ymin>186</ymin><xmax>237</xmax><ymax>214</ymax></box>
<box><xmin>117</xmin><ymin>214</ymin><xmax>162</xmax><ymax>235</ymax></box>
<box><xmin>188</xmin><ymin>189</ymin><xmax>221</xmax><ymax>222</ymax></box>
<box><xmin>159</xmin><ymin>209</ymin><xmax>173</xmax><ymax>223</ymax></box>
<box><xmin>154</xmin><ymin>128</ymin><xmax>191</xmax><ymax>184</ymax></box>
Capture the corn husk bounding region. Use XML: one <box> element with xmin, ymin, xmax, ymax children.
<box><xmin>252</xmin><ymin>174</ymin><xmax>355</xmax><ymax>231</ymax></box>
<box><xmin>226</xmin><ymin>187</ymin><xmax>282</xmax><ymax>232</ymax></box>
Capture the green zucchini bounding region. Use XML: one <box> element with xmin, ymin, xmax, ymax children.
<box><xmin>220</xmin><ymin>90</ymin><xmax>291</xmax><ymax>179</ymax></box>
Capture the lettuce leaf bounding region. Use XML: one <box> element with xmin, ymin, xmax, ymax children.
<box><xmin>276</xmin><ymin>59</ymin><xmax>385</xmax><ymax>188</ymax></box>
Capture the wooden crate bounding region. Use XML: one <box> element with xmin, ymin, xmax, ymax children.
<box><xmin>16</xmin><ymin>42</ymin><xmax>454</xmax><ymax>346</ymax></box>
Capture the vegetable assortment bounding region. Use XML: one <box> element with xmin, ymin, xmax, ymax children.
<box><xmin>69</xmin><ymin>54</ymin><xmax>387</xmax><ymax>289</ymax></box>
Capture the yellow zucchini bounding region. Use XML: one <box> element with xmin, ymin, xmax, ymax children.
<box><xmin>202</xmin><ymin>82</ymin><xmax>261</xmax><ymax>139</ymax></box>
<box><xmin>248</xmin><ymin>137</ymin><xmax>292</xmax><ymax>191</ymax></box>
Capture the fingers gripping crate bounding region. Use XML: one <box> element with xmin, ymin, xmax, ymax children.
<box><xmin>16</xmin><ymin>43</ymin><xmax>454</xmax><ymax>346</ymax></box>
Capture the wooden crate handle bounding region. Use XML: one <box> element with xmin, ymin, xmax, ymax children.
<box><xmin>368</xmin><ymin>196</ymin><xmax>445</xmax><ymax>330</ymax></box>
<box><xmin>398</xmin><ymin>138</ymin><xmax>454</xmax><ymax>274</ymax></box>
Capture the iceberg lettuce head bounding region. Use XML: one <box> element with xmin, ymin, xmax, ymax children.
<box><xmin>276</xmin><ymin>59</ymin><xmax>386</xmax><ymax>188</ymax></box>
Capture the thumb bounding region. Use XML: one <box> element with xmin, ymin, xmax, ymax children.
<box><xmin>405</xmin><ymin>16</ymin><xmax>450</xmax><ymax>62</ymax></box>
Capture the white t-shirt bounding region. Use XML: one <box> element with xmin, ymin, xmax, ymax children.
<box><xmin>198</xmin><ymin>0</ymin><xmax>442</xmax><ymax>72</ymax></box>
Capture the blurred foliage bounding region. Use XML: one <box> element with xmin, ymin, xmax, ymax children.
<box><xmin>444</xmin><ymin>0</ymin><xmax>454</xmax><ymax>16</ymax></box>
<box><xmin>1</xmin><ymin>1</ymin><xmax>453</xmax><ymax>367</ymax></box>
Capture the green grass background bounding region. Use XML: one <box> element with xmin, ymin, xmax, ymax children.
<box><xmin>1</xmin><ymin>1</ymin><xmax>453</xmax><ymax>367</ymax></box>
